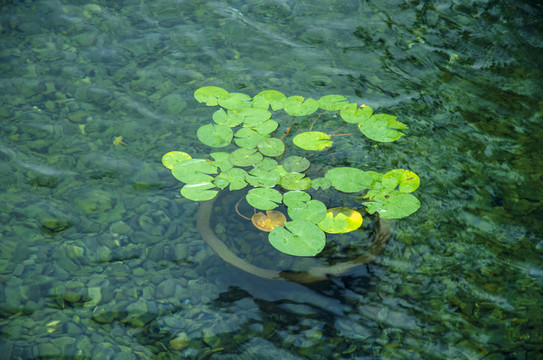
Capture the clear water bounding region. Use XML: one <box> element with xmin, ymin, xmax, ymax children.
<box><xmin>1</xmin><ymin>0</ymin><xmax>542</xmax><ymax>359</ymax></box>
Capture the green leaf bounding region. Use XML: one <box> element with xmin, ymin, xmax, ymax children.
<box><xmin>245</xmin><ymin>171</ymin><xmax>281</xmax><ymax>188</ymax></box>
<box><xmin>239</xmin><ymin>108</ymin><xmax>272</xmax><ymax>127</ymax></box>
<box><xmin>251</xmin><ymin>157</ymin><xmax>278</xmax><ymax>173</ymax></box>
<box><xmin>257</xmin><ymin>138</ymin><xmax>285</xmax><ymax>157</ymax></box>
<box><xmin>251</xmin><ymin>120</ymin><xmax>279</xmax><ymax>135</ymax></box>
<box><xmin>162</xmin><ymin>151</ymin><xmax>192</xmax><ymax>169</ymax></box>
<box><xmin>197</xmin><ymin>123</ymin><xmax>233</xmax><ymax>147</ymax></box>
<box><xmin>218</xmin><ymin>92</ymin><xmax>252</xmax><ymax>110</ymax></box>
<box><xmin>172</xmin><ymin>159</ymin><xmax>218</xmax><ymax>184</ymax></box>
<box><xmin>194</xmin><ymin>86</ymin><xmax>229</xmax><ymax>106</ymax></box>
<box><xmin>214</xmin><ymin>168</ymin><xmax>248</xmax><ymax>191</ymax></box>
<box><xmin>359</xmin><ymin>114</ymin><xmax>407</xmax><ymax>142</ymax></box>
<box><xmin>181</xmin><ymin>182</ymin><xmax>218</xmax><ymax>201</ymax></box>
<box><xmin>234</xmin><ymin>128</ymin><xmax>267</xmax><ymax>148</ymax></box>
<box><xmin>310</xmin><ymin>177</ymin><xmax>331</xmax><ymax>190</ymax></box>
<box><xmin>212</xmin><ymin>109</ymin><xmax>244</xmax><ymax>127</ymax></box>
<box><xmin>317</xmin><ymin>207</ymin><xmax>363</xmax><ymax>234</ymax></box>
<box><xmin>269</xmin><ymin>220</ymin><xmax>326</xmax><ymax>256</ymax></box>
<box><xmin>252</xmin><ymin>90</ymin><xmax>286</xmax><ymax>110</ymax></box>
<box><xmin>288</xmin><ymin>200</ymin><xmax>327</xmax><ymax>224</ymax></box>
<box><xmin>280</xmin><ymin>173</ymin><xmax>311</xmax><ymax>191</ymax></box>
<box><xmin>340</xmin><ymin>103</ymin><xmax>372</xmax><ymax>124</ymax></box>
<box><xmin>282</xmin><ymin>191</ymin><xmax>311</xmax><ymax>209</ymax></box>
<box><xmin>229</xmin><ymin>148</ymin><xmax>264</xmax><ymax>167</ymax></box>
<box><xmin>246</xmin><ymin>188</ymin><xmax>283</xmax><ymax>210</ymax></box>
<box><xmin>364</xmin><ymin>192</ymin><xmax>420</xmax><ymax>219</ymax></box>
<box><xmin>325</xmin><ymin>167</ymin><xmax>373</xmax><ymax>193</ymax></box>
<box><xmin>381</xmin><ymin>169</ymin><xmax>420</xmax><ymax>193</ymax></box>
<box><xmin>292</xmin><ymin>131</ymin><xmax>333</xmax><ymax>151</ymax></box>
<box><xmin>318</xmin><ymin>95</ymin><xmax>349</xmax><ymax>111</ymax></box>
<box><xmin>210</xmin><ymin>152</ymin><xmax>233</xmax><ymax>172</ymax></box>
<box><xmin>284</xmin><ymin>96</ymin><xmax>319</xmax><ymax>116</ymax></box>
<box><xmin>282</xmin><ymin>156</ymin><xmax>310</xmax><ymax>173</ymax></box>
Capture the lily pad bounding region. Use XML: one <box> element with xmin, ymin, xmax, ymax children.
<box><xmin>364</xmin><ymin>192</ymin><xmax>421</xmax><ymax>219</ymax></box>
<box><xmin>325</xmin><ymin>167</ymin><xmax>373</xmax><ymax>193</ymax></box>
<box><xmin>246</xmin><ymin>188</ymin><xmax>283</xmax><ymax>210</ymax></box>
<box><xmin>239</xmin><ymin>108</ymin><xmax>272</xmax><ymax>127</ymax></box>
<box><xmin>197</xmin><ymin>123</ymin><xmax>233</xmax><ymax>147</ymax></box>
<box><xmin>245</xmin><ymin>171</ymin><xmax>281</xmax><ymax>188</ymax></box>
<box><xmin>310</xmin><ymin>177</ymin><xmax>331</xmax><ymax>190</ymax></box>
<box><xmin>214</xmin><ymin>168</ymin><xmax>248</xmax><ymax>191</ymax></box>
<box><xmin>287</xmin><ymin>200</ymin><xmax>327</xmax><ymax>224</ymax></box>
<box><xmin>194</xmin><ymin>86</ymin><xmax>229</xmax><ymax>106</ymax></box>
<box><xmin>293</xmin><ymin>131</ymin><xmax>333</xmax><ymax>151</ymax></box>
<box><xmin>381</xmin><ymin>169</ymin><xmax>420</xmax><ymax>193</ymax></box>
<box><xmin>251</xmin><ymin>157</ymin><xmax>279</xmax><ymax>173</ymax></box>
<box><xmin>340</xmin><ymin>103</ymin><xmax>372</xmax><ymax>124</ymax></box>
<box><xmin>359</xmin><ymin>114</ymin><xmax>407</xmax><ymax>142</ymax></box>
<box><xmin>229</xmin><ymin>148</ymin><xmax>264</xmax><ymax>167</ymax></box>
<box><xmin>252</xmin><ymin>90</ymin><xmax>286</xmax><ymax>110</ymax></box>
<box><xmin>282</xmin><ymin>191</ymin><xmax>311</xmax><ymax>209</ymax></box>
<box><xmin>252</xmin><ymin>210</ymin><xmax>286</xmax><ymax>232</ymax></box>
<box><xmin>317</xmin><ymin>207</ymin><xmax>363</xmax><ymax>234</ymax></box>
<box><xmin>252</xmin><ymin>120</ymin><xmax>279</xmax><ymax>135</ymax></box>
<box><xmin>284</xmin><ymin>96</ymin><xmax>319</xmax><ymax>116</ymax></box>
<box><xmin>218</xmin><ymin>92</ymin><xmax>252</xmax><ymax>110</ymax></box>
<box><xmin>210</xmin><ymin>152</ymin><xmax>233</xmax><ymax>172</ymax></box>
<box><xmin>234</xmin><ymin>128</ymin><xmax>267</xmax><ymax>148</ymax></box>
<box><xmin>172</xmin><ymin>159</ymin><xmax>217</xmax><ymax>184</ymax></box>
<box><xmin>162</xmin><ymin>151</ymin><xmax>192</xmax><ymax>169</ymax></box>
<box><xmin>213</xmin><ymin>109</ymin><xmax>244</xmax><ymax>127</ymax></box>
<box><xmin>269</xmin><ymin>220</ymin><xmax>326</xmax><ymax>256</ymax></box>
<box><xmin>280</xmin><ymin>173</ymin><xmax>311</xmax><ymax>191</ymax></box>
<box><xmin>257</xmin><ymin>138</ymin><xmax>285</xmax><ymax>157</ymax></box>
<box><xmin>318</xmin><ymin>95</ymin><xmax>349</xmax><ymax>111</ymax></box>
<box><xmin>282</xmin><ymin>156</ymin><xmax>310</xmax><ymax>173</ymax></box>
<box><xmin>180</xmin><ymin>182</ymin><xmax>218</xmax><ymax>201</ymax></box>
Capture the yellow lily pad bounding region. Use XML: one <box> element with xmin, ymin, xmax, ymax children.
<box><xmin>318</xmin><ymin>207</ymin><xmax>363</xmax><ymax>234</ymax></box>
<box><xmin>251</xmin><ymin>210</ymin><xmax>287</xmax><ymax>232</ymax></box>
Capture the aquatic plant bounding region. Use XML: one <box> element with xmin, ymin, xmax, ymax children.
<box><xmin>163</xmin><ymin>86</ymin><xmax>420</xmax><ymax>257</ymax></box>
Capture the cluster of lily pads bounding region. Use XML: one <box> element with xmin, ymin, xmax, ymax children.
<box><xmin>162</xmin><ymin>86</ymin><xmax>420</xmax><ymax>257</ymax></box>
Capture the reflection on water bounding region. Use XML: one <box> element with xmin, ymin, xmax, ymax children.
<box><xmin>0</xmin><ymin>0</ymin><xmax>542</xmax><ymax>359</ymax></box>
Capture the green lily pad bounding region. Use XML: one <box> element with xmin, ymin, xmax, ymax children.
<box><xmin>318</xmin><ymin>95</ymin><xmax>349</xmax><ymax>111</ymax></box>
<box><xmin>239</xmin><ymin>108</ymin><xmax>272</xmax><ymax>127</ymax></box>
<box><xmin>194</xmin><ymin>86</ymin><xmax>229</xmax><ymax>106</ymax></box>
<box><xmin>197</xmin><ymin>123</ymin><xmax>233</xmax><ymax>147</ymax></box>
<box><xmin>246</xmin><ymin>188</ymin><xmax>283</xmax><ymax>210</ymax></box>
<box><xmin>172</xmin><ymin>159</ymin><xmax>218</xmax><ymax>184</ymax></box>
<box><xmin>340</xmin><ymin>103</ymin><xmax>372</xmax><ymax>124</ymax></box>
<box><xmin>269</xmin><ymin>220</ymin><xmax>326</xmax><ymax>256</ymax></box>
<box><xmin>359</xmin><ymin>114</ymin><xmax>407</xmax><ymax>142</ymax></box>
<box><xmin>229</xmin><ymin>148</ymin><xmax>264</xmax><ymax>167</ymax></box>
<box><xmin>210</xmin><ymin>152</ymin><xmax>233</xmax><ymax>172</ymax></box>
<box><xmin>284</xmin><ymin>96</ymin><xmax>319</xmax><ymax>116</ymax></box>
<box><xmin>282</xmin><ymin>156</ymin><xmax>310</xmax><ymax>173</ymax></box>
<box><xmin>293</xmin><ymin>131</ymin><xmax>333</xmax><ymax>151</ymax></box>
<box><xmin>280</xmin><ymin>173</ymin><xmax>311</xmax><ymax>191</ymax></box>
<box><xmin>181</xmin><ymin>182</ymin><xmax>218</xmax><ymax>201</ymax></box>
<box><xmin>234</xmin><ymin>128</ymin><xmax>267</xmax><ymax>148</ymax></box>
<box><xmin>325</xmin><ymin>167</ymin><xmax>373</xmax><ymax>193</ymax></box>
<box><xmin>364</xmin><ymin>192</ymin><xmax>420</xmax><ymax>219</ymax></box>
<box><xmin>218</xmin><ymin>92</ymin><xmax>252</xmax><ymax>110</ymax></box>
<box><xmin>382</xmin><ymin>169</ymin><xmax>420</xmax><ymax>193</ymax></box>
<box><xmin>162</xmin><ymin>151</ymin><xmax>192</xmax><ymax>169</ymax></box>
<box><xmin>282</xmin><ymin>191</ymin><xmax>311</xmax><ymax>209</ymax></box>
<box><xmin>317</xmin><ymin>207</ymin><xmax>363</xmax><ymax>234</ymax></box>
<box><xmin>287</xmin><ymin>200</ymin><xmax>327</xmax><ymax>224</ymax></box>
<box><xmin>212</xmin><ymin>109</ymin><xmax>244</xmax><ymax>127</ymax></box>
<box><xmin>252</xmin><ymin>90</ymin><xmax>286</xmax><ymax>110</ymax></box>
<box><xmin>251</xmin><ymin>120</ymin><xmax>279</xmax><ymax>135</ymax></box>
<box><xmin>214</xmin><ymin>168</ymin><xmax>248</xmax><ymax>191</ymax></box>
<box><xmin>310</xmin><ymin>177</ymin><xmax>331</xmax><ymax>190</ymax></box>
<box><xmin>245</xmin><ymin>171</ymin><xmax>281</xmax><ymax>188</ymax></box>
<box><xmin>251</xmin><ymin>157</ymin><xmax>279</xmax><ymax>173</ymax></box>
<box><xmin>257</xmin><ymin>138</ymin><xmax>285</xmax><ymax>157</ymax></box>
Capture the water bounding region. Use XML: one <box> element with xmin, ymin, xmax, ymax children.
<box><xmin>1</xmin><ymin>0</ymin><xmax>542</xmax><ymax>358</ymax></box>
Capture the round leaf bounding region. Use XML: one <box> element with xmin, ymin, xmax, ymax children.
<box><xmin>257</xmin><ymin>138</ymin><xmax>285</xmax><ymax>157</ymax></box>
<box><xmin>318</xmin><ymin>95</ymin><xmax>349</xmax><ymax>111</ymax></box>
<box><xmin>340</xmin><ymin>103</ymin><xmax>372</xmax><ymax>124</ymax></box>
<box><xmin>197</xmin><ymin>123</ymin><xmax>233</xmax><ymax>147</ymax></box>
<box><xmin>252</xmin><ymin>120</ymin><xmax>279</xmax><ymax>135</ymax></box>
<box><xmin>252</xmin><ymin>90</ymin><xmax>286</xmax><ymax>110</ymax></box>
<box><xmin>162</xmin><ymin>151</ymin><xmax>192</xmax><ymax>169</ymax></box>
<box><xmin>251</xmin><ymin>210</ymin><xmax>286</xmax><ymax>232</ymax></box>
<box><xmin>325</xmin><ymin>167</ymin><xmax>373</xmax><ymax>193</ymax></box>
<box><xmin>284</xmin><ymin>96</ymin><xmax>319</xmax><ymax>116</ymax></box>
<box><xmin>245</xmin><ymin>171</ymin><xmax>281</xmax><ymax>188</ymax></box>
<box><xmin>210</xmin><ymin>152</ymin><xmax>233</xmax><ymax>172</ymax></box>
<box><xmin>269</xmin><ymin>220</ymin><xmax>326</xmax><ymax>256</ymax></box>
<box><xmin>234</xmin><ymin>128</ymin><xmax>267</xmax><ymax>148</ymax></box>
<box><xmin>287</xmin><ymin>200</ymin><xmax>327</xmax><ymax>224</ymax></box>
<box><xmin>246</xmin><ymin>188</ymin><xmax>283</xmax><ymax>210</ymax></box>
<box><xmin>310</xmin><ymin>177</ymin><xmax>331</xmax><ymax>191</ymax></box>
<box><xmin>213</xmin><ymin>109</ymin><xmax>243</xmax><ymax>127</ymax></box>
<box><xmin>293</xmin><ymin>131</ymin><xmax>333</xmax><ymax>151</ymax></box>
<box><xmin>282</xmin><ymin>191</ymin><xmax>311</xmax><ymax>209</ymax></box>
<box><xmin>359</xmin><ymin>114</ymin><xmax>407</xmax><ymax>142</ymax></box>
<box><xmin>214</xmin><ymin>168</ymin><xmax>248</xmax><ymax>191</ymax></box>
<box><xmin>218</xmin><ymin>92</ymin><xmax>252</xmax><ymax>110</ymax></box>
<box><xmin>239</xmin><ymin>108</ymin><xmax>271</xmax><ymax>127</ymax></box>
<box><xmin>172</xmin><ymin>159</ymin><xmax>217</xmax><ymax>184</ymax></box>
<box><xmin>317</xmin><ymin>207</ymin><xmax>363</xmax><ymax>234</ymax></box>
<box><xmin>180</xmin><ymin>182</ymin><xmax>218</xmax><ymax>201</ymax></box>
<box><xmin>382</xmin><ymin>169</ymin><xmax>420</xmax><ymax>193</ymax></box>
<box><xmin>280</xmin><ymin>173</ymin><xmax>311</xmax><ymax>191</ymax></box>
<box><xmin>229</xmin><ymin>148</ymin><xmax>264</xmax><ymax>167</ymax></box>
<box><xmin>364</xmin><ymin>192</ymin><xmax>420</xmax><ymax>219</ymax></box>
<box><xmin>194</xmin><ymin>86</ymin><xmax>229</xmax><ymax>106</ymax></box>
<box><xmin>282</xmin><ymin>156</ymin><xmax>310</xmax><ymax>172</ymax></box>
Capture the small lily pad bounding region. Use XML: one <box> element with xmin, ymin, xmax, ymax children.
<box><xmin>257</xmin><ymin>138</ymin><xmax>285</xmax><ymax>157</ymax></box>
<box><xmin>210</xmin><ymin>152</ymin><xmax>233</xmax><ymax>172</ymax></box>
<box><xmin>269</xmin><ymin>220</ymin><xmax>326</xmax><ymax>256</ymax></box>
<box><xmin>218</xmin><ymin>92</ymin><xmax>252</xmax><ymax>110</ymax></box>
<box><xmin>162</xmin><ymin>151</ymin><xmax>192</xmax><ymax>169</ymax></box>
<box><xmin>252</xmin><ymin>90</ymin><xmax>286</xmax><ymax>110</ymax></box>
<box><xmin>280</xmin><ymin>173</ymin><xmax>311</xmax><ymax>191</ymax></box>
<box><xmin>359</xmin><ymin>114</ymin><xmax>407</xmax><ymax>142</ymax></box>
<box><xmin>194</xmin><ymin>86</ymin><xmax>229</xmax><ymax>106</ymax></box>
<box><xmin>246</xmin><ymin>188</ymin><xmax>283</xmax><ymax>210</ymax></box>
<box><xmin>214</xmin><ymin>168</ymin><xmax>248</xmax><ymax>191</ymax></box>
<box><xmin>213</xmin><ymin>109</ymin><xmax>244</xmax><ymax>127</ymax></box>
<box><xmin>282</xmin><ymin>191</ymin><xmax>311</xmax><ymax>209</ymax></box>
<box><xmin>251</xmin><ymin>120</ymin><xmax>279</xmax><ymax>135</ymax></box>
<box><xmin>293</xmin><ymin>131</ymin><xmax>333</xmax><ymax>151</ymax></box>
<box><xmin>381</xmin><ymin>169</ymin><xmax>420</xmax><ymax>193</ymax></box>
<box><xmin>340</xmin><ymin>103</ymin><xmax>372</xmax><ymax>124</ymax></box>
<box><xmin>239</xmin><ymin>108</ymin><xmax>272</xmax><ymax>127</ymax></box>
<box><xmin>325</xmin><ymin>167</ymin><xmax>373</xmax><ymax>193</ymax></box>
<box><xmin>234</xmin><ymin>128</ymin><xmax>267</xmax><ymax>148</ymax></box>
<box><xmin>197</xmin><ymin>123</ymin><xmax>233</xmax><ymax>147</ymax></box>
<box><xmin>172</xmin><ymin>159</ymin><xmax>218</xmax><ymax>184</ymax></box>
<box><xmin>282</xmin><ymin>156</ymin><xmax>310</xmax><ymax>173</ymax></box>
<box><xmin>284</xmin><ymin>96</ymin><xmax>319</xmax><ymax>116</ymax></box>
<box><xmin>287</xmin><ymin>200</ymin><xmax>327</xmax><ymax>224</ymax></box>
<box><xmin>364</xmin><ymin>192</ymin><xmax>420</xmax><ymax>219</ymax></box>
<box><xmin>180</xmin><ymin>182</ymin><xmax>218</xmax><ymax>201</ymax></box>
<box><xmin>318</xmin><ymin>95</ymin><xmax>349</xmax><ymax>111</ymax></box>
<box><xmin>317</xmin><ymin>207</ymin><xmax>363</xmax><ymax>234</ymax></box>
<box><xmin>310</xmin><ymin>177</ymin><xmax>331</xmax><ymax>190</ymax></box>
<box><xmin>229</xmin><ymin>148</ymin><xmax>264</xmax><ymax>167</ymax></box>
<box><xmin>252</xmin><ymin>210</ymin><xmax>286</xmax><ymax>232</ymax></box>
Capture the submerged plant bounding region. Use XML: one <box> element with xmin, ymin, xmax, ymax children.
<box><xmin>163</xmin><ymin>87</ymin><xmax>420</xmax><ymax>257</ymax></box>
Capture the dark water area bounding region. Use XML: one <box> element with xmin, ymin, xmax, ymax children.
<box><xmin>1</xmin><ymin>0</ymin><xmax>542</xmax><ymax>359</ymax></box>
